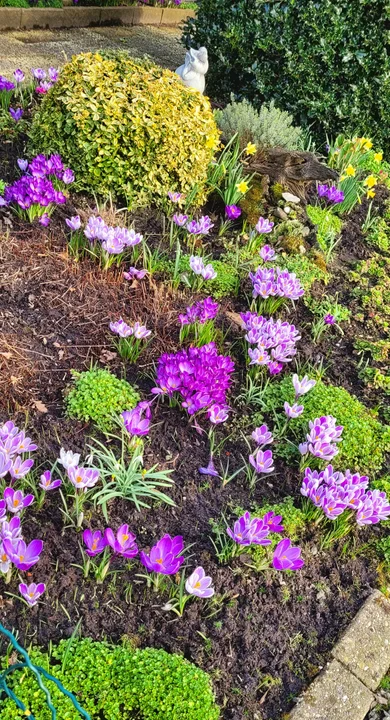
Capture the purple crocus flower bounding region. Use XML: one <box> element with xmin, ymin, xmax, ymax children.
<box><xmin>17</xmin><ymin>158</ymin><xmax>28</xmax><ymax>172</ymax></box>
<box><xmin>105</xmin><ymin>524</ymin><xmax>138</xmax><ymax>558</ymax></box>
<box><xmin>39</xmin><ymin>470</ymin><xmax>62</xmax><ymax>491</ymax></box>
<box><xmin>65</xmin><ymin>216</ymin><xmax>81</xmax><ymax>231</ymax></box>
<box><xmin>199</xmin><ymin>456</ymin><xmax>220</xmax><ymax>477</ymax></box>
<box><xmin>0</xmin><ymin>76</ymin><xmax>15</xmax><ymax>92</ymax></box>
<box><xmin>189</xmin><ymin>255</ymin><xmax>205</xmax><ymax>275</ymax></box>
<box><xmin>48</xmin><ymin>67</ymin><xmax>59</xmax><ymax>83</ymax></box>
<box><xmin>185</xmin><ymin>567</ymin><xmax>214</xmax><ymax>598</ymax></box>
<box><xmin>263</xmin><ymin>511</ymin><xmax>284</xmax><ymax>533</ymax></box>
<box><xmin>317</xmin><ymin>184</ymin><xmax>329</xmax><ymax>197</ymax></box>
<box><xmin>227</xmin><ymin>511</ymin><xmax>271</xmax><ymax>546</ymax></box>
<box><xmin>0</xmin><ymin>451</ymin><xmax>12</xmax><ymax>478</ymax></box>
<box><xmin>13</xmin><ymin>69</ymin><xmax>25</xmax><ymax>84</ymax></box>
<box><xmin>19</xmin><ymin>582</ymin><xmax>46</xmax><ymax>607</ymax></box>
<box><xmin>83</xmin><ymin>529</ymin><xmax>108</xmax><ymax>557</ymax></box>
<box><xmin>123</xmin><ymin>267</ymin><xmax>148</xmax><ymax>281</ymax></box>
<box><xmin>324</xmin><ymin>313</ymin><xmax>335</xmax><ymax>325</ymax></box>
<box><xmin>122</xmin><ymin>401</ymin><xmax>152</xmax><ymax>437</ymax></box>
<box><xmin>173</xmin><ymin>213</ymin><xmax>188</xmax><ymax>227</ymax></box>
<box><xmin>292</xmin><ymin>374</ymin><xmax>316</xmax><ymax>398</ymax></box>
<box><xmin>255</xmin><ymin>217</ymin><xmax>274</xmax><ymax>234</ymax></box>
<box><xmin>58</xmin><ymin>448</ymin><xmax>80</xmax><ymax>470</ymax></box>
<box><xmin>133</xmin><ymin>322</ymin><xmax>151</xmax><ymax>340</ymax></box>
<box><xmin>0</xmin><ymin>500</ymin><xmax>7</xmax><ymax>521</ymax></box>
<box><xmin>187</xmin><ymin>216</ymin><xmax>214</xmax><ymax>236</ymax></box>
<box><xmin>35</xmin><ymin>83</ymin><xmax>52</xmax><ymax>95</ymax></box>
<box><xmin>202</xmin><ymin>263</ymin><xmax>217</xmax><ymax>280</ymax></box>
<box><xmin>39</xmin><ymin>213</ymin><xmax>50</xmax><ymax>227</ymax></box>
<box><xmin>0</xmin><ymin>543</ymin><xmax>11</xmax><ymax>573</ymax></box>
<box><xmin>67</xmin><ymin>466</ymin><xmax>100</xmax><ymax>490</ymax></box>
<box><xmin>0</xmin><ymin>516</ymin><xmax>22</xmax><ymax>542</ymax></box>
<box><xmin>140</xmin><ymin>534</ymin><xmax>184</xmax><ymax>575</ymax></box>
<box><xmin>168</xmin><ymin>191</ymin><xmax>182</xmax><ymax>202</ymax></box>
<box><xmin>327</xmin><ymin>186</ymin><xmax>345</xmax><ymax>204</ymax></box>
<box><xmin>251</xmin><ymin>424</ymin><xmax>273</xmax><ymax>446</ymax></box>
<box><xmin>62</xmin><ymin>168</ymin><xmax>74</xmax><ymax>185</ymax></box>
<box><xmin>3</xmin><ymin>487</ymin><xmax>34</xmax><ymax>514</ymax></box>
<box><xmin>284</xmin><ymin>401</ymin><xmax>304</xmax><ymax>418</ymax></box>
<box><xmin>272</xmin><ymin>538</ymin><xmax>304</xmax><ymax>571</ymax></box>
<box><xmin>249</xmin><ymin>448</ymin><xmax>274</xmax><ymax>474</ymax></box>
<box><xmin>208</xmin><ymin>404</ymin><xmax>229</xmax><ymax>424</ymax></box>
<box><xmin>31</xmin><ymin>68</ymin><xmax>46</xmax><ymax>81</ymax></box>
<box><xmin>109</xmin><ymin>318</ymin><xmax>133</xmax><ymax>337</ymax></box>
<box><xmin>9</xmin><ymin>108</ymin><xmax>23</xmax><ymax>122</ymax></box>
<box><xmin>4</xmin><ymin>537</ymin><xmax>43</xmax><ymax>571</ymax></box>
<box><xmin>225</xmin><ymin>205</ymin><xmax>242</xmax><ymax>220</ymax></box>
<box><xmin>259</xmin><ymin>244</ymin><xmax>276</xmax><ymax>262</ymax></box>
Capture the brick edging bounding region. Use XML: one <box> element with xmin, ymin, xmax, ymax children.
<box><xmin>288</xmin><ymin>590</ymin><xmax>390</xmax><ymax>720</ymax></box>
<box><xmin>0</xmin><ymin>5</ymin><xmax>195</xmax><ymax>30</ymax></box>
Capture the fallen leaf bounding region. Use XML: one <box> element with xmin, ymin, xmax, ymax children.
<box><xmin>0</xmin><ymin>352</ymin><xmax>12</xmax><ymax>360</ymax></box>
<box><xmin>32</xmin><ymin>399</ymin><xmax>48</xmax><ymax>413</ymax></box>
<box><xmin>225</xmin><ymin>311</ymin><xmax>245</xmax><ymax>328</ymax></box>
<box><xmin>99</xmin><ymin>349</ymin><xmax>117</xmax><ymax>364</ymax></box>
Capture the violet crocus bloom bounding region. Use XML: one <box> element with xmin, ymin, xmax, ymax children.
<box><xmin>0</xmin><ymin>543</ymin><xmax>11</xmax><ymax>573</ymax></box>
<box><xmin>227</xmin><ymin>511</ymin><xmax>271</xmax><ymax>546</ymax></box>
<box><xmin>251</xmin><ymin>424</ymin><xmax>273</xmax><ymax>446</ymax></box>
<box><xmin>32</xmin><ymin>68</ymin><xmax>46</xmax><ymax>81</ymax></box>
<box><xmin>259</xmin><ymin>244</ymin><xmax>276</xmax><ymax>262</ymax></box>
<box><xmin>0</xmin><ymin>516</ymin><xmax>22</xmax><ymax>542</ymax></box>
<box><xmin>185</xmin><ymin>567</ymin><xmax>215</xmax><ymax>598</ymax></box>
<box><xmin>4</xmin><ymin>538</ymin><xmax>43</xmax><ymax>571</ymax></box>
<box><xmin>0</xmin><ymin>451</ymin><xmax>12</xmax><ymax>478</ymax></box>
<box><xmin>9</xmin><ymin>457</ymin><xmax>34</xmax><ymax>481</ymax></box>
<box><xmin>122</xmin><ymin>401</ymin><xmax>152</xmax><ymax>437</ymax></box>
<box><xmin>65</xmin><ymin>215</ymin><xmax>81</xmax><ymax>232</ymax></box>
<box><xmin>263</xmin><ymin>511</ymin><xmax>284</xmax><ymax>533</ymax></box>
<box><xmin>284</xmin><ymin>401</ymin><xmax>304</xmax><ymax>418</ymax></box>
<box><xmin>225</xmin><ymin>205</ymin><xmax>242</xmax><ymax>220</ymax></box>
<box><xmin>67</xmin><ymin>466</ymin><xmax>100</xmax><ymax>490</ymax></box>
<box><xmin>173</xmin><ymin>213</ymin><xmax>188</xmax><ymax>227</ymax></box>
<box><xmin>58</xmin><ymin>448</ymin><xmax>80</xmax><ymax>470</ymax></box>
<box><xmin>168</xmin><ymin>191</ymin><xmax>182</xmax><ymax>202</ymax></box>
<box><xmin>324</xmin><ymin>313</ymin><xmax>335</xmax><ymax>325</ymax></box>
<box><xmin>19</xmin><ymin>582</ymin><xmax>46</xmax><ymax>607</ymax></box>
<box><xmin>62</xmin><ymin>168</ymin><xmax>74</xmax><ymax>185</ymax></box>
<box><xmin>17</xmin><ymin>158</ymin><xmax>28</xmax><ymax>172</ymax></box>
<box><xmin>208</xmin><ymin>404</ymin><xmax>229</xmax><ymax>424</ymax></box>
<box><xmin>109</xmin><ymin>318</ymin><xmax>133</xmax><ymax>338</ymax></box>
<box><xmin>189</xmin><ymin>255</ymin><xmax>205</xmax><ymax>275</ymax></box>
<box><xmin>13</xmin><ymin>69</ymin><xmax>25</xmax><ymax>84</ymax></box>
<box><xmin>9</xmin><ymin>108</ymin><xmax>23</xmax><ymax>122</ymax></box>
<box><xmin>83</xmin><ymin>529</ymin><xmax>108</xmax><ymax>557</ymax></box>
<box><xmin>133</xmin><ymin>322</ymin><xmax>151</xmax><ymax>340</ymax></box>
<box><xmin>3</xmin><ymin>487</ymin><xmax>34</xmax><ymax>514</ymax></box>
<box><xmin>39</xmin><ymin>470</ymin><xmax>62</xmax><ymax>491</ymax></box>
<box><xmin>105</xmin><ymin>524</ymin><xmax>138</xmax><ymax>558</ymax></box>
<box><xmin>202</xmin><ymin>263</ymin><xmax>217</xmax><ymax>280</ymax></box>
<box><xmin>199</xmin><ymin>456</ymin><xmax>219</xmax><ymax>477</ymax></box>
<box><xmin>327</xmin><ymin>186</ymin><xmax>344</xmax><ymax>204</ymax></box>
<box><xmin>35</xmin><ymin>83</ymin><xmax>52</xmax><ymax>95</ymax></box>
<box><xmin>140</xmin><ymin>534</ymin><xmax>184</xmax><ymax>575</ymax></box>
<box><xmin>272</xmin><ymin>538</ymin><xmax>304</xmax><ymax>571</ymax></box>
<box><xmin>249</xmin><ymin>448</ymin><xmax>274</xmax><ymax>474</ymax></box>
<box><xmin>123</xmin><ymin>267</ymin><xmax>148</xmax><ymax>281</ymax></box>
<box><xmin>39</xmin><ymin>213</ymin><xmax>50</xmax><ymax>227</ymax></box>
<box><xmin>317</xmin><ymin>184</ymin><xmax>329</xmax><ymax>198</ymax></box>
<box><xmin>12</xmin><ymin>431</ymin><xmax>37</xmax><ymax>454</ymax></box>
<box><xmin>0</xmin><ymin>76</ymin><xmax>15</xmax><ymax>92</ymax></box>
<box><xmin>187</xmin><ymin>216</ymin><xmax>214</xmax><ymax>236</ymax></box>
<box><xmin>256</xmin><ymin>217</ymin><xmax>274</xmax><ymax>234</ymax></box>
<box><xmin>48</xmin><ymin>67</ymin><xmax>59</xmax><ymax>83</ymax></box>
<box><xmin>269</xmin><ymin>361</ymin><xmax>284</xmax><ymax>375</ymax></box>
<box><xmin>292</xmin><ymin>374</ymin><xmax>316</xmax><ymax>398</ymax></box>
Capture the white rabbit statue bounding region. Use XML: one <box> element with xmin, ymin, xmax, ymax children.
<box><xmin>175</xmin><ymin>47</ymin><xmax>209</xmax><ymax>94</ymax></box>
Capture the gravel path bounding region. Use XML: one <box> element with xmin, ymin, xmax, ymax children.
<box><xmin>0</xmin><ymin>25</ymin><xmax>184</xmax><ymax>76</ymax></box>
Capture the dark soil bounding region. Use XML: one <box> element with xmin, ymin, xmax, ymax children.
<box><xmin>0</xmin><ymin>137</ymin><xmax>387</xmax><ymax>720</ymax></box>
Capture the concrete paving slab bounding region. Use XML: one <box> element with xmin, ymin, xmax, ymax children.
<box><xmin>332</xmin><ymin>590</ymin><xmax>390</xmax><ymax>692</ymax></box>
<box><xmin>288</xmin><ymin>659</ymin><xmax>373</xmax><ymax>720</ymax></box>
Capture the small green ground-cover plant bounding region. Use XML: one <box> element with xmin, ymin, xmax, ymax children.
<box><xmin>0</xmin><ymin>638</ymin><xmax>220</xmax><ymax>720</ymax></box>
<box><xmin>65</xmin><ymin>367</ymin><xmax>139</xmax><ymax>432</ymax></box>
<box><xmin>306</xmin><ymin>204</ymin><xmax>343</xmax><ymax>249</ymax></box>
<box><xmin>29</xmin><ymin>52</ymin><xmax>219</xmax><ymax>208</ymax></box>
<box><xmin>350</xmin><ymin>254</ymin><xmax>390</xmax><ymax>334</ymax></box>
<box><xmin>259</xmin><ymin>378</ymin><xmax>390</xmax><ymax>476</ymax></box>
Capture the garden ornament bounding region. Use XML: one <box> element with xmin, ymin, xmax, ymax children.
<box><xmin>176</xmin><ymin>47</ymin><xmax>209</xmax><ymax>94</ymax></box>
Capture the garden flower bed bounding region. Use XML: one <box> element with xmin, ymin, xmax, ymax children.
<box><xmin>0</xmin><ymin>54</ymin><xmax>389</xmax><ymax>720</ymax></box>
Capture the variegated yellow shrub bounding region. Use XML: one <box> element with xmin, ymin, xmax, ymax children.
<box><xmin>29</xmin><ymin>53</ymin><xmax>219</xmax><ymax>208</ymax></box>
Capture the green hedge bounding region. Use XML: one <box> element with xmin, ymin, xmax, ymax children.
<box><xmin>183</xmin><ymin>0</ymin><xmax>390</xmax><ymax>151</ymax></box>
<box><xmin>0</xmin><ymin>639</ymin><xmax>220</xmax><ymax>720</ymax></box>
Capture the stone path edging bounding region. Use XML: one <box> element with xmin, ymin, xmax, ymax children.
<box><xmin>288</xmin><ymin>590</ymin><xmax>390</xmax><ymax>720</ymax></box>
<box><xmin>0</xmin><ymin>6</ymin><xmax>195</xmax><ymax>30</ymax></box>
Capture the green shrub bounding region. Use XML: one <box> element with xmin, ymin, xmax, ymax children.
<box><xmin>0</xmin><ymin>0</ymin><xmax>29</xmax><ymax>6</ymax></box>
<box><xmin>156</xmin><ymin>254</ymin><xmax>241</xmax><ymax>298</ymax></box>
<box><xmin>215</xmin><ymin>97</ymin><xmax>302</xmax><ymax>150</ymax></box>
<box><xmin>0</xmin><ymin>639</ymin><xmax>220</xmax><ymax>720</ymax></box>
<box><xmin>365</xmin><ymin>217</ymin><xmax>390</xmax><ymax>254</ymax></box>
<box><xmin>65</xmin><ymin>367</ymin><xmax>139</xmax><ymax>431</ymax></box>
<box><xmin>306</xmin><ymin>205</ymin><xmax>343</xmax><ymax>245</ymax></box>
<box><xmin>184</xmin><ymin>0</ymin><xmax>390</xmax><ymax>152</ymax></box>
<box><xmin>260</xmin><ymin>378</ymin><xmax>390</xmax><ymax>476</ymax></box>
<box><xmin>29</xmin><ymin>52</ymin><xmax>219</xmax><ymax>209</ymax></box>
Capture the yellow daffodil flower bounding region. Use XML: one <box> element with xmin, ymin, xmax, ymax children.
<box><xmin>236</xmin><ymin>180</ymin><xmax>249</xmax><ymax>194</ymax></box>
<box><xmin>364</xmin><ymin>175</ymin><xmax>377</xmax><ymax>188</ymax></box>
<box><xmin>340</xmin><ymin>175</ymin><xmax>346</xmax><ymax>182</ymax></box>
<box><xmin>364</xmin><ymin>140</ymin><xmax>373</xmax><ymax>150</ymax></box>
<box><xmin>345</xmin><ymin>165</ymin><xmax>356</xmax><ymax>177</ymax></box>
<box><xmin>374</xmin><ymin>152</ymin><xmax>383</xmax><ymax>163</ymax></box>
<box><xmin>366</xmin><ymin>189</ymin><xmax>376</xmax><ymax>199</ymax></box>
<box><xmin>245</xmin><ymin>142</ymin><xmax>257</xmax><ymax>156</ymax></box>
